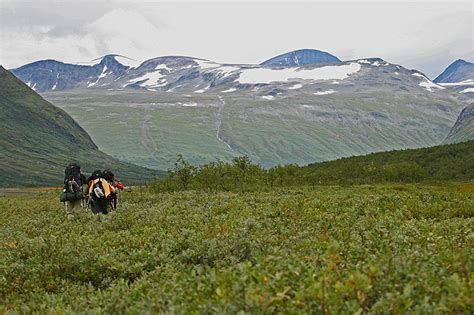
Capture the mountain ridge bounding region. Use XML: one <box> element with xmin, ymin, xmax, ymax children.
<box><xmin>434</xmin><ymin>59</ymin><xmax>474</xmax><ymax>83</ymax></box>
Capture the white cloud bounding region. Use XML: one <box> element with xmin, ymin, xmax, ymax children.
<box><xmin>0</xmin><ymin>0</ymin><xmax>472</xmax><ymax>79</ymax></box>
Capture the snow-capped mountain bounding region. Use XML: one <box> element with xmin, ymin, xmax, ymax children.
<box><xmin>434</xmin><ymin>59</ymin><xmax>474</xmax><ymax>83</ymax></box>
<box><xmin>11</xmin><ymin>53</ymin><xmax>450</xmax><ymax>98</ymax></box>
<box><xmin>260</xmin><ymin>49</ymin><xmax>341</xmax><ymax>67</ymax></box>
<box><xmin>12</xmin><ymin>55</ymin><xmax>130</xmax><ymax>92</ymax></box>
<box><xmin>10</xmin><ymin>51</ymin><xmax>469</xmax><ymax>170</ymax></box>
<box><xmin>434</xmin><ymin>59</ymin><xmax>474</xmax><ymax>95</ymax></box>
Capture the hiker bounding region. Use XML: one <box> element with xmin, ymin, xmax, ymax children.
<box><xmin>87</xmin><ymin>170</ymin><xmax>113</xmax><ymax>215</ymax></box>
<box><xmin>102</xmin><ymin>169</ymin><xmax>124</xmax><ymax>209</ymax></box>
<box><xmin>60</xmin><ymin>163</ymin><xmax>85</xmax><ymax>215</ymax></box>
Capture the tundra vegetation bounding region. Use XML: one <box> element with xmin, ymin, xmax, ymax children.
<box><xmin>0</xmin><ymin>141</ymin><xmax>472</xmax><ymax>313</ymax></box>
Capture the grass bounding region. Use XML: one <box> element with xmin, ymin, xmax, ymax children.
<box><xmin>43</xmin><ymin>88</ymin><xmax>464</xmax><ymax>170</ymax></box>
<box><xmin>1</xmin><ymin>184</ymin><xmax>472</xmax><ymax>313</ymax></box>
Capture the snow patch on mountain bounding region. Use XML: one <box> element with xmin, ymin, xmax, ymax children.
<box><xmin>412</xmin><ymin>73</ymin><xmax>445</xmax><ymax>92</ymax></box>
<box><xmin>26</xmin><ymin>81</ymin><xmax>37</xmax><ymax>91</ymax></box>
<box><xmin>194</xmin><ymin>86</ymin><xmax>210</xmax><ymax>93</ymax></box>
<box><xmin>356</xmin><ymin>59</ymin><xmax>389</xmax><ymax>67</ymax></box>
<box><xmin>461</xmin><ymin>87</ymin><xmax>474</xmax><ymax>93</ymax></box>
<box><xmin>221</xmin><ymin>88</ymin><xmax>237</xmax><ymax>93</ymax></box>
<box><xmin>87</xmin><ymin>65</ymin><xmax>109</xmax><ymax>88</ymax></box>
<box><xmin>155</xmin><ymin>64</ymin><xmax>171</xmax><ymax>72</ymax></box>
<box><xmin>114</xmin><ymin>56</ymin><xmax>140</xmax><ymax>68</ymax></box>
<box><xmin>181</xmin><ymin>102</ymin><xmax>198</xmax><ymax>107</ymax></box>
<box><xmin>126</xmin><ymin>70</ymin><xmax>166</xmax><ymax>88</ymax></box>
<box><xmin>98</xmin><ymin>65</ymin><xmax>108</xmax><ymax>79</ymax></box>
<box><xmin>237</xmin><ymin>63</ymin><xmax>361</xmax><ymax>84</ymax></box>
<box><xmin>194</xmin><ymin>59</ymin><xmax>219</xmax><ymax>70</ymax></box>
<box><xmin>438</xmin><ymin>79</ymin><xmax>474</xmax><ymax>86</ymax></box>
<box><xmin>288</xmin><ymin>83</ymin><xmax>303</xmax><ymax>90</ymax></box>
<box><xmin>314</xmin><ymin>90</ymin><xmax>336</xmax><ymax>95</ymax></box>
<box><xmin>212</xmin><ymin>66</ymin><xmax>240</xmax><ymax>78</ymax></box>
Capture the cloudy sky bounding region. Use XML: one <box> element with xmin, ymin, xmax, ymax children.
<box><xmin>0</xmin><ymin>0</ymin><xmax>472</xmax><ymax>78</ymax></box>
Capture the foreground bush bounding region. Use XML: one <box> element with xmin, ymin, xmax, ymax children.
<box><xmin>152</xmin><ymin>141</ymin><xmax>473</xmax><ymax>192</ymax></box>
<box><xmin>0</xmin><ymin>185</ymin><xmax>473</xmax><ymax>313</ymax></box>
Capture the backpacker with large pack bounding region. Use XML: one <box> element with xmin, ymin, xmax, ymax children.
<box><xmin>60</xmin><ymin>163</ymin><xmax>85</xmax><ymax>202</ymax></box>
<box><xmin>89</xmin><ymin>178</ymin><xmax>110</xmax><ymax>214</ymax></box>
<box><xmin>65</xmin><ymin>163</ymin><xmax>82</xmax><ymax>186</ymax></box>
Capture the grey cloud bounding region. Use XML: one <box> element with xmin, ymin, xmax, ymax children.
<box><xmin>1</xmin><ymin>0</ymin><xmax>120</xmax><ymax>39</ymax></box>
<box><xmin>0</xmin><ymin>0</ymin><xmax>472</xmax><ymax>77</ymax></box>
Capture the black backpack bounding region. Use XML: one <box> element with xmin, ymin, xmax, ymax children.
<box><xmin>64</xmin><ymin>163</ymin><xmax>82</xmax><ymax>186</ymax></box>
<box><xmin>91</xmin><ymin>169</ymin><xmax>103</xmax><ymax>180</ymax></box>
<box><xmin>102</xmin><ymin>169</ymin><xmax>115</xmax><ymax>181</ymax></box>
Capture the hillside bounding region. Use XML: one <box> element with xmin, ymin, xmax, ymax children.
<box><xmin>444</xmin><ymin>103</ymin><xmax>474</xmax><ymax>144</ymax></box>
<box><xmin>150</xmin><ymin>141</ymin><xmax>474</xmax><ymax>194</ymax></box>
<box><xmin>0</xmin><ymin>66</ymin><xmax>163</xmax><ymax>187</ymax></box>
<box><xmin>304</xmin><ymin>140</ymin><xmax>473</xmax><ymax>184</ymax></box>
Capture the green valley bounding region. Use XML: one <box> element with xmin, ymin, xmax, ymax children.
<box><xmin>43</xmin><ymin>88</ymin><xmax>464</xmax><ymax>171</ymax></box>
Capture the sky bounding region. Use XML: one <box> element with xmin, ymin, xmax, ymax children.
<box><xmin>0</xmin><ymin>0</ymin><xmax>472</xmax><ymax>79</ymax></box>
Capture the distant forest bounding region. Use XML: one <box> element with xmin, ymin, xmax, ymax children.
<box><xmin>152</xmin><ymin>140</ymin><xmax>474</xmax><ymax>192</ymax></box>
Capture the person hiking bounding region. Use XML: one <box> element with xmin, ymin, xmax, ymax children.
<box><xmin>60</xmin><ymin>163</ymin><xmax>85</xmax><ymax>215</ymax></box>
<box><xmin>102</xmin><ymin>169</ymin><xmax>124</xmax><ymax>210</ymax></box>
<box><xmin>87</xmin><ymin>170</ymin><xmax>112</xmax><ymax>215</ymax></box>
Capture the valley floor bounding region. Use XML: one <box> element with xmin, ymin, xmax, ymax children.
<box><xmin>0</xmin><ymin>184</ymin><xmax>472</xmax><ymax>313</ymax></box>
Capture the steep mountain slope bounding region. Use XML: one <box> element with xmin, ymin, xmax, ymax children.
<box><xmin>260</xmin><ymin>49</ymin><xmax>341</xmax><ymax>67</ymax></box>
<box><xmin>434</xmin><ymin>59</ymin><xmax>474</xmax><ymax>96</ymax></box>
<box><xmin>434</xmin><ymin>59</ymin><xmax>474</xmax><ymax>83</ymax></box>
<box><xmin>0</xmin><ymin>66</ymin><xmax>162</xmax><ymax>187</ymax></box>
<box><xmin>444</xmin><ymin>103</ymin><xmax>474</xmax><ymax>144</ymax></box>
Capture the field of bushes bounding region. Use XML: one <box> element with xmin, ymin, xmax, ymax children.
<box><xmin>151</xmin><ymin>141</ymin><xmax>473</xmax><ymax>193</ymax></box>
<box><xmin>1</xmin><ymin>184</ymin><xmax>472</xmax><ymax>313</ymax></box>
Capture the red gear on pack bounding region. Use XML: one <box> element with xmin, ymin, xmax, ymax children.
<box><xmin>116</xmin><ymin>181</ymin><xmax>124</xmax><ymax>190</ymax></box>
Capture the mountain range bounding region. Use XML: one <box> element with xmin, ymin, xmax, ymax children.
<box><xmin>0</xmin><ymin>66</ymin><xmax>162</xmax><ymax>187</ymax></box>
<box><xmin>7</xmin><ymin>49</ymin><xmax>474</xmax><ymax>171</ymax></box>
